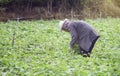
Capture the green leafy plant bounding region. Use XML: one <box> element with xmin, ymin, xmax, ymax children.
<box><xmin>0</xmin><ymin>18</ymin><xmax>120</xmax><ymax>75</ymax></box>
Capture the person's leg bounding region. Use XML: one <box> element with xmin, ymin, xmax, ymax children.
<box><xmin>80</xmin><ymin>47</ymin><xmax>90</xmax><ymax>57</ymax></box>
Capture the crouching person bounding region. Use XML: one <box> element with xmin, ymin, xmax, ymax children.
<box><xmin>59</xmin><ymin>19</ymin><xmax>100</xmax><ymax>57</ymax></box>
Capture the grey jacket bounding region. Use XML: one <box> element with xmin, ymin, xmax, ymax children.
<box><xmin>69</xmin><ymin>21</ymin><xmax>100</xmax><ymax>53</ymax></box>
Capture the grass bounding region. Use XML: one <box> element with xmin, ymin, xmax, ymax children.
<box><xmin>0</xmin><ymin>18</ymin><xmax>120</xmax><ymax>76</ymax></box>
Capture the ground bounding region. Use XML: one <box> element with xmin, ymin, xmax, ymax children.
<box><xmin>0</xmin><ymin>18</ymin><xmax>120</xmax><ymax>76</ymax></box>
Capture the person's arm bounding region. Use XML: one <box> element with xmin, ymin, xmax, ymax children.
<box><xmin>69</xmin><ymin>25</ymin><xmax>78</xmax><ymax>48</ymax></box>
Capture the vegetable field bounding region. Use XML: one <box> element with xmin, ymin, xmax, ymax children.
<box><xmin>0</xmin><ymin>18</ymin><xmax>120</xmax><ymax>76</ymax></box>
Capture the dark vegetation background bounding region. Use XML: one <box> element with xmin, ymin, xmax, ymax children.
<box><xmin>0</xmin><ymin>0</ymin><xmax>120</xmax><ymax>21</ymax></box>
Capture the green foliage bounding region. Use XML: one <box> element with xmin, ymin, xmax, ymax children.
<box><xmin>0</xmin><ymin>18</ymin><xmax>120</xmax><ymax>75</ymax></box>
<box><xmin>0</xmin><ymin>0</ymin><xmax>12</xmax><ymax>4</ymax></box>
<box><xmin>0</xmin><ymin>0</ymin><xmax>120</xmax><ymax>19</ymax></box>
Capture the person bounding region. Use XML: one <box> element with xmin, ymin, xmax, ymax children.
<box><xmin>59</xmin><ymin>19</ymin><xmax>100</xmax><ymax>57</ymax></box>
